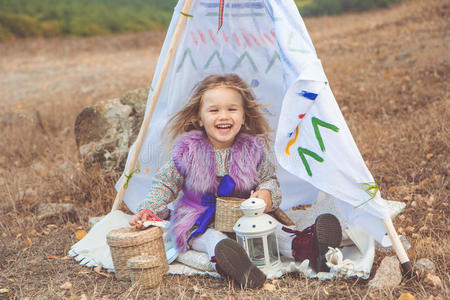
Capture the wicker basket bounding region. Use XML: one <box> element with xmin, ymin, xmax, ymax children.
<box><xmin>215</xmin><ymin>197</ymin><xmax>245</xmax><ymax>232</ymax></box>
<box><xmin>127</xmin><ymin>255</ymin><xmax>163</xmax><ymax>289</ymax></box>
<box><xmin>106</xmin><ymin>226</ymin><xmax>168</xmax><ymax>281</ymax></box>
<box><xmin>269</xmin><ymin>208</ymin><xmax>295</xmax><ymax>226</ymax></box>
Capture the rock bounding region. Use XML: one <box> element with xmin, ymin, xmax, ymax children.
<box><xmin>58</xmin><ymin>162</ymin><xmax>70</xmax><ymax>171</ymax></box>
<box><xmin>89</xmin><ymin>215</ymin><xmax>105</xmax><ymax>229</ymax></box>
<box><xmin>262</xmin><ymin>283</ymin><xmax>276</xmax><ymax>292</ymax></box>
<box><xmin>369</xmin><ymin>256</ymin><xmax>402</xmax><ymax>289</ymax></box>
<box><xmin>405</xmin><ymin>226</ymin><xmax>415</xmax><ymax>233</ymax></box>
<box><xmin>415</xmin><ymin>258</ymin><xmax>435</xmax><ymax>273</ymax></box>
<box><xmin>0</xmin><ymin>288</ymin><xmax>10</xmax><ymax>294</ymax></box>
<box><xmin>424</xmin><ymin>273</ymin><xmax>443</xmax><ymax>288</ymax></box>
<box><xmin>119</xmin><ymin>88</ymin><xmax>149</xmax><ymax>118</ymax></box>
<box><xmin>395</xmin><ymin>51</ymin><xmax>410</xmax><ymax>61</ymax></box>
<box><xmin>74</xmin><ymin>88</ymin><xmax>148</xmax><ymax>174</ymax></box>
<box><xmin>59</xmin><ymin>281</ymin><xmax>72</xmax><ymax>290</ymax></box>
<box><xmin>413</xmin><ymin>258</ymin><xmax>436</xmax><ymax>278</ymax></box>
<box><xmin>19</xmin><ymin>187</ymin><xmax>36</xmax><ymax>198</ymax></box>
<box><xmin>31</xmin><ymin>162</ymin><xmax>47</xmax><ymax>173</ymax></box>
<box><xmin>60</xmin><ymin>127</ymin><xmax>71</xmax><ymax>135</ymax></box>
<box><xmin>37</xmin><ymin>203</ymin><xmax>77</xmax><ymax>221</ymax></box>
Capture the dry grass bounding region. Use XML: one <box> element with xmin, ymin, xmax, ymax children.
<box><xmin>0</xmin><ymin>0</ymin><xmax>448</xmax><ymax>299</ymax></box>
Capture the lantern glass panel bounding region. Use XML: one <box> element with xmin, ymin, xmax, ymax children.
<box><xmin>247</xmin><ymin>237</ymin><xmax>265</xmax><ymax>266</ymax></box>
<box><xmin>236</xmin><ymin>235</ymin><xmax>246</xmax><ymax>251</ymax></box>
<box><xmin>267</xmin><ymin>232</ymin><xmax>279</xmax><ymax>264</ymax></box>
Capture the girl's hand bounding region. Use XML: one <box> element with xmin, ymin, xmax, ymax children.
<box><xmin>250</xmin><ymin>189</ymin><xmax>272</xmax><ymax>213</ymax></box>
<box><xmin>129</xmin><ymin>209</ymin><xmax>161</xmax><ymax>229</ymax></box>
<box><xmin>129</xmin><ymin>210</ymin><xmax>146</xmax><ymax>229</ymax></box>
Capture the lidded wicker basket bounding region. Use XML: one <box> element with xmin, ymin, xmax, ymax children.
<box><xmin>215</xmin><ymin>197</ymin><xmax>245</xmax><ymax>232</ymax></box>
<box><xmin>106</xmin><ymin>226</ymin><xmax>168</xmax><ymax>280</ymax></box>
<box><xmin>127</xmin><ymin>255</ymin><xmax>163</xmax><ymax>289</ymax></box>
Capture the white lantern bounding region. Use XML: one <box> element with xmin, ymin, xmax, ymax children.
<box><xmin>233</xmin><ymin>198</ymin><xmax>281</xmax><ymax>274</ymax></box>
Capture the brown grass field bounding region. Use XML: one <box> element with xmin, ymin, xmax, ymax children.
<box><xmin>0</xmin><ymin>0</ymin><xmax>448</xmax><ymax>299</ymax></box>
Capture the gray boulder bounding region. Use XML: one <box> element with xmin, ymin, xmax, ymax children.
<box><xmin>37</xmin><ymin>203</ymin><xmax>78</xmax><ymax>221</ymax></box>
<box><xmin>414</xmin><ymin>258</ymin><xmax>436</xmax><ymax>279</ymax></box>
<box><xmin>74</xmin><ymin>88</ymin><xmax>148</xmax><ymax>174</ymax></box>
<box><xmin>369</xmin><ymin>256</ymin><xmax>402</xmax><ymax>289</ymax></box>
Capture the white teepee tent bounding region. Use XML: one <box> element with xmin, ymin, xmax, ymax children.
<box><xmin>113</xmin><ymin>0</ymin><xmax>411</xmax><ymax>275</ymax></box>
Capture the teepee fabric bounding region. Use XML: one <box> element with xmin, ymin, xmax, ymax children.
<box><xmin>116</xmin><ymin>0</ymin><xmax>391</xmax><ymax>244</ymax></box>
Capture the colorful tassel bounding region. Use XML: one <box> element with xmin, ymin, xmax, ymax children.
<box><xmin>218</xmin><ymin>0</ymin><xmax>225</xmax><ymax>32</ymax></box>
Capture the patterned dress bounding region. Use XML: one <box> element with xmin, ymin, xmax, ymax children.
<box><xmin>138</xmin><ymin>147</ymin><xmax>281</xmax><ymax>219</ymax></box>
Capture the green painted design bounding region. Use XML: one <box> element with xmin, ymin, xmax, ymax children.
<box><xmin>124</xmin><ymin>168</ymin><xmax>141</xmax><ymax>190</ymax></box>
<box><xmin>297</xmin><ymin>147</ymin><xmax>324</xmax><ymax>177</ymax></box>
<box><xmin>288</xmin><ymin>32</ymin><xmax>310</xmax><ymax>54</ymax></box>
<box><xmin>265</xmin><ymin>51</ymin><xmax>281</xmax><ymax>73</ymax></box>
<box><xmin>180</xmin><ymin>11</ymin><xmax>194</xmax><ymax>18</ymax></box>
<box><xmin>312</xmin><ymin>117</ymin><xmax>339</xmax><ymax>152</ymax></box>
<box><xmin>354</xmin><ymin>182</ymin><xmax>379</xmax><ymax>208</ymax></box>
<box><xmin>204</xmin><ymin>50</ymin><xmax>225</xmax><ymax>71</ymax></box>
<box><xmin>232</xmin><ymin>51</ymin><xmax>258</xmax><ymax>72</ymax></box>
<box><xmin>176</xmin><ymin>48</ymin><xmax>197</xmax><ymax>72</ymax></box>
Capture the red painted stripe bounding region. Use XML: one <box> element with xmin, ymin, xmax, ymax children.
<box><xmin>298</xmin><ymin>114</ymin><xmax>306</xmax><ymax>119</ymax></box>
<box><xmin>271</xmin><ymin>30</ymin><xmax>276</xmax><ymax>38</ymax></box>
<box><xmin>190</xmin><ymin>31</ymin><xmax>198</xmax><ymax>46</ymax></box>
<box><xmin>249</xmin><ymin>33</ymin><xmax>260</xmax><ymax>47</ymax></box>
<box><xmin>264</xmin><ymin>33</ymin><xmax>274</xmax><ymax>44</ymax></box>
<box><xmin>208</xmin><ymin>29</ymin><xmax>218</xmax><ymax>46</ymax></box>
<box><xmin>232</xmin><ymin>32</ymin><xmax>241</xmax><ymax>47</ymax></box>
<box><xmin>222</xmin><ymin>31</ymin><xmax>230</xmax><ymax>45</ymax></box>
<box><xmin>242</xmin><ymin>33</ymin><xmax>252</xmax><ymax>47</ymax></box>
<box><xmin>198</xmin><ymin>30</ymin><xmax>207</xmax><ymax>44</ymax></box>
<box><xmin>258</xmin><ymin>34</ymin><xmax>267</xmax><ymax>46</ymax></box>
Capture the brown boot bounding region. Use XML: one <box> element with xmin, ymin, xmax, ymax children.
<box><xmin>215</xmin><ymin>239</ymin><xmax>266</xmax><ymax>289</ymax></box>
<box><xmin>282</xmin><ymin>213</ymin><xmax>342</xmax><ymax>272</ymax></box>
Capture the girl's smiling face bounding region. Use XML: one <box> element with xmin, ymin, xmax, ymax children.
<box><xmin>198</xmin><ymin>86</ymin><xmax>245</xmax><ymax>149</ymax></box>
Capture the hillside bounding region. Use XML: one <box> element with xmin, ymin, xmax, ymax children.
<box><xmin>0</xmin><ymin>0</ymin><xmax>177</xmax><ymax>40</ymax></box>
<box><xmin>0</xmin><ymin>0</ymin><xmax>402</xmax><ymax>40</ymax></box>
<box><xmin>0</xmin><ymin>0</ymin><xmax>448</xmax><ymax>299</ymax></box>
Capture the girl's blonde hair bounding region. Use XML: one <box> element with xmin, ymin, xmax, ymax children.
<box><xmin>164</xmin><ymin>74</ymin><xmax>272</xmax><ymax>148</ymax></box>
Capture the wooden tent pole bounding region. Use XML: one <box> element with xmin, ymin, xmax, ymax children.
<box><xmin>111</xmin><ymin>0</ymin><xmax>194</xmax><ymax>211</ymax></box>
<box><xmin>382</xmin><ymin>218</ymin><xmax>413</xmax><ymax>277</ymax></box>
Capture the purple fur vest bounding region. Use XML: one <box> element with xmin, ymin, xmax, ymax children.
<box><xmin>170</xmin><ymin>130</ymin><xmax>265</xmax><ymax>252</ymax></box>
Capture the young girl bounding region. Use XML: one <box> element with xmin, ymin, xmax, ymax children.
<box><xmin>130</xmin><ymin>74</ymin><xmax>341</xmax><ymax>289</ymax></box>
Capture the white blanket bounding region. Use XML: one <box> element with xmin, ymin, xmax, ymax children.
<box><xmin>69</xmin><ymin>195</ymin><xmax>405</xmax><ymax>280</ymax></box>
